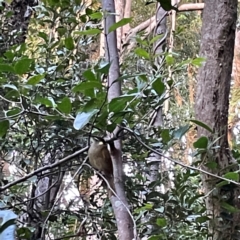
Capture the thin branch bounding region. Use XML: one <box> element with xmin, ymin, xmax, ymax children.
<box><xmin>0</xmin><ymin>146</ymin><xmax>88</xmax><ymax>192</ymax></box>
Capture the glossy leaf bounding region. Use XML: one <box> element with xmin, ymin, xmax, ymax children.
<box><xmin>73</xmin><ymin>109</ymin><xmax>98</xmax><ymax>130</ymax></box>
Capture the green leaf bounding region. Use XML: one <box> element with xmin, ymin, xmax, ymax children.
<box><xmin>156</xmin><ymin>0</ymin><xmax>178</xmax><ymax>11</ymax></box>
<box><xmin>72</xmin><ymin>81</ymin><xmax>102</xmax><ymax>93</ymax></box>
<box><xmin>14</xmin><ymin>59</ymin><xmax>32</xmax><ymax>74</ymax></box>
<box><xmin>108</xmin><ymin>18</ymin><xmax>132</xmax><ymax>33</ymax></box>
<box><xmin>27</xmin><ymin>74</ymin><xmax>45</xmax><ymax>85</ymax></box>
<box><xmin>6</xmin><ymin>107</ymin><xmax>22</xmax><ymax>117</ymax></box>
<box><xmin>173</xmin><ymin>125</ymin><xmax>190</xmax><ymax>140</ymax></box>
<box><xmin>34</xmin><ymin>97</ymin><xmax>55</xmax><ymax>107</ymax></box>
<box><xmin>4</xmin><ymin>90</ymin><xmax>20</xmax><ymax>101</ymax></box>
<box><xmin>189</xmin><ymin>119</ymin><xmax>213</xmax><ymax>133</ymax></box>
<box><xmin>109</xmin><ymin>95</ymin><xmax>135</xmax><ymax>113</ymax></box>
<box><xmin>156</xmin><ymin>218</ymin><xmax>167</xmax><ymax>227</ymax></box>
<box><xmin>65</xmin><ymin>37</ymin><xmax>75</xmax><ymax>50</ymax></box>
<box><xmin>193</xmin><ymin>136</ymin><xmax>208</xmax><ymax>149</ymax></box>
<box><xmin>83</xmin><ymin>69</ymin><xmax>97</xmax><ymax>81</ymax></box>
<box><xmin>135</xmin><ymin>48</ymin><xmax>150</xmax><ymax>60</ymax></box>
<box><xmin>90</xmin><ymin>12</ymin><xmax>102</xmax><ymax>20</ymax></box>
<box><xmin>57</xmin><ymin>27</ymin><xmax>67</xmax><ymax>37</ymax></box>
<box><xmin>95</xmin><ymin>61</ymin><xmax>110</xmax><ymax>74</ymax></box>
<box><xmin>83</xmin><ymin>99</ymin><xmax>99</xmax><ymax>112</ymax></box>
<box><xmin>152</xmin><ymin>78</ymin><xmax>165</xmax><ymax>96</ymax></box>
<box><xmin>166</xmin><ymin>54</ymin><xmax>175</xmax><ymax>65</ymax></box>
<box><xmin>74</xmin><ymin>29</ymin><xmax>101</xmax><ymax>35</ymax></box>
<box><xmin>192</xmin><ymin>57</ymin><xmax>206</xmax><ymax>66</ymax></box>
<box><xmin>73</xmin><ymin>109</ymin><xmax>98</xmax><ymax>130</ymax></box>
<box><xmin>38</xmin><ymin>32</ymin><xmax>48</xmax><ymax>42</ymax></box>
<box><xmin>196</xmin><ymin>216</ymin><xmax>209</xmax><ymax>224</ymax></box>
<box><xmin>57</xmin><ymin>97</ymin><xmax>72</xmax><ymax>114</ymax></box>
<box><xmin>205</xmin><ymin>161</ymin><xmax>218</xmax><ymax>170</ymax></box>
<box><xmin>0</xmin><ymin>120</ymin><xmax>10</xmax><ymax>137</ymax></box>
<box><xmin>161</xmin><ymin>129</ymin><xmax>171</xmax><ymax>144</ymax></box>
<box><xmin>134</xmin><ymin>203</ymin><xmax>153</xmax><ymax>213</ymax></box>
<box><xmin>0</xmin><ymin>64</ymin><xmax>14</xmax><ymax>73</ymax></box>
<box><xmin>216</xmin><ymin>181</ymin><xmax>229</xmax><ymax>188</ymax></box>
<box><xmin>221</xmin><ymin>202</ymin><xmax>240</xmax><ymax>213</ymax></box>
<box><xmin>224</xmin><ymin>172</ymin><xmax>239</xmax><ymax>182</ymax></box>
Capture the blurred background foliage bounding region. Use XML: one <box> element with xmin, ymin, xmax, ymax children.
<box><xmin>0</xmin><ymin>0</ymin><xmax>217</xmax><ymax>239</ymax></box>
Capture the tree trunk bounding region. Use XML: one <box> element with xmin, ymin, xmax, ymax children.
<box><xmin>102</xmin><ymin>0</ymin><xmax>134</xmax><ymax>239</ymax></box>
<box><xmin>195</xmin><ymin>0</ymin><xmax>240</xmax><ymax>239</ymax></box>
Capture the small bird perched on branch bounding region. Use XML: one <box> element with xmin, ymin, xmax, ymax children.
<box><xmin>88</xmin><ymin>137</ymin><xmax>115</xmax><ymax>196</ymax></box>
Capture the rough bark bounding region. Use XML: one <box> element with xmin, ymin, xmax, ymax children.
<box><xmin>195</xmin><ymin>0</ymin><xmax>240</xmax><ymax>239</ymax></box>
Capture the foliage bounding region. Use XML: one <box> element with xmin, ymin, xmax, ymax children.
<box><xmin>0</xmin><ymin>0</ymin><xmax>208</xmax><ymax>239</ymax></box>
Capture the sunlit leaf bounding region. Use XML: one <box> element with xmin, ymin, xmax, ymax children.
<box><xmin>166</xmin><ymin>54</ymin><xmax>175</xmax><ymax>65</ymax></box>
<box><xmin>2</xmin><ymin>84</ymin><xmax>18</xmax><ymax>91</ymax></box>
<box><xmin>135</xmin><ymin>48</ymin><xmax>150</xmax><ymax>60</ymax></box>
<box><xmin>192</xmin><ymin>57</ymin><xmax>206</xmax><ymax>66</ymax></box>
<box><xmin>73</xmin><ymin>109</ymin><xmax>98</xmax><ymax>130</ymax></box>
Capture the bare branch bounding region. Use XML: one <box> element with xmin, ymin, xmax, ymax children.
<box><xmin>0</xmin><ymin>147</ymin><xmax>88</xmax><ymax>192</ymax></box>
